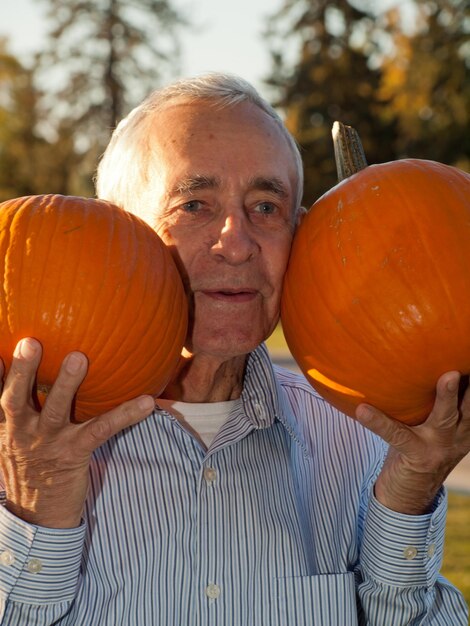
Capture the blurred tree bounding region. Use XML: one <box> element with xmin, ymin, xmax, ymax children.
<box><xmin>378</xmin><ymin>0</ymin><xmax>469</xmax><ymax>171</ymax></box>
<box><xmin>265</xmin><ymin>0</ymin><xmax>397</xmax><ymax>205</ymax></box>
<box><xmin>0</xmin><ymin>39</ymin><xmax>39</xmax><ymax>199</ymax></box>
<box><xmin>0</xmin><ymin>39</ymin><xmax>81</xmax><ymax>200</ymax></box>
<box><xmin>266</xmin><ymin>0</ymin><xmax>469</xmax><ymax>205</ymax></box>
<box><xmin>1</xmin><ymin>0</ymin><xmax>188</xmax><ymax>199</ymax></box>
<box><xmin>38</xmin><ymin>0</ymin><xmax>187</xmax><ymax>153</ymax></box>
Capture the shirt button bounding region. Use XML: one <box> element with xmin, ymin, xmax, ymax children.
<box><xmin>0</xmin><ymin>549</ymin><xmax>15</xmax><ymax>567</ymax></box>
<box><xmin>254</xmin><ymin>403</ymin><xmax>263</xmax><ymax>418</ymax></box>
<box><xmin>205</xmin><ymin>583</ymin><xmax>221</xmax><ymax>599</ymax></box>
<box><xmin>27</xmin><ymin>558</ymin><xmax>43</xmax><ymax>574</ymax></box>
<box><xmin>427</xmin><ymin>543</ymin><xmax>436</xmax><ymax>558</ymax></box>
<box><xmin>204</xmin><ymin>467</ymin><xmax>217</xmax><ymax>484</ymax></box>
<box><xmin>403</xmin><ymin>545</ymin><xmax>418</xmax><ymax>560</ymax></box>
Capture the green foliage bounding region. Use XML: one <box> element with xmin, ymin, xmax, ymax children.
<box><xmin>0</xmin><ymin>40</ymin><xmax>35</xmax><ymax>199</ymax></box>
<box><xmin>0</xmin><ymin>0</ymin><xmax>189</xmax><ymax>200</ymax></box>
<box><xmin>0</xmin><ymin>39</ymin><xmax>86</xmax><ymax>200</ymax></box>
<box><xmin>379</xmin><ymin>1</ymin><xmax>470</xmax><ymax>170</ymax></box>
<box><xmin>265</xmin><ymin>0</ymin><xmax>470</xmax><ymax>205</ymax></box>
<box><xmin>37</xmin><ymin>0</ymin><xmax>188</xmax><ymax>147</ymax></box>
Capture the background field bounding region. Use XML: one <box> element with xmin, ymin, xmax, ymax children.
<box><xmin>442</xmin><ymin>493</ymin><xmax>470</xmax><ymax>607</ymax></box>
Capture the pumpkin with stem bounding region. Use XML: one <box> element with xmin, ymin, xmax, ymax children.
<box><xmin>281</xmin><ymin>123</ymin><xmax>470</xmax><ymax>425</ymax></box>
<box><xmin>0</xmin><ymin>194</ymin><xmax>188</xmax><ymax>421</ymax></box>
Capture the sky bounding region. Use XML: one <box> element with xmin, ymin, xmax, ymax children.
<box><xmin>0</xmin><ymin>0</ymin><xmax>415</xmax><ymax>101</ymax></box>
<box><xmin>0</xmin><ymin>0</ymin><xmax>285</xmax><ymax>99</ymax></box>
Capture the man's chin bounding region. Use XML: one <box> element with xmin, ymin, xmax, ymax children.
<box><xmin>186</xmin><ymin>332</ymin><xmax>266</xmax><ymax>360</ymax></box>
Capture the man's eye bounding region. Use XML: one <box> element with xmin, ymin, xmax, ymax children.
<box><xmin>255</xmin><ymin>202</ymin><xmax>276</xmax><ymax>215</ymax></box>
<box><xmin>181</xmin><ymin>200</ymin><xmax>202</xmax><ymax>213</ymax></box>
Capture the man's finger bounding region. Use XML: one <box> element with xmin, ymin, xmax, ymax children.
<box><xmin>456</xmin><ymin>379</ymin><xmax>470</xmax><ymax>440</ymax></box>
<box><xmin>425</xmin><ymin>371</ymin><xmax>461</xmax><ymax>429</ymax></box>
<box><xmin>355</xmin><ymin>404</ymin><xmax>417</xmax><ymax>452</ymax></box>
<box><xmin>1</xmin><ymin>338</ymin><xmax>42</xmax><ymax>421</ymax></box>
<box><xmin>40</xmin><ymin>352</ymin><xmax>89</xmax><ymax>431</ymax></box>
<box><xmin>79</xmin><ymin>395</ymin><xmax>156</xmax><ymax>453</ymax></box>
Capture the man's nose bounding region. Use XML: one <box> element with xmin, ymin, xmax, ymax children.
<box><xmin>210</xmin><ymin>214</ymin><xmax>260</xmax><ymax>264</ymax></box>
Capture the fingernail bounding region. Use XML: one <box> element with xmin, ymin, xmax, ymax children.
<box><xmin>138</xmin><ymin>396</ymin><xmax>155</xmax><ymax>412</ymax></box>
<box><xmin>14</xmin><ymin>339</ymin><xmax>37</xmax><ymax>360</ymax></box>
<box><xmin>66</xmin><ymin>353</ymin><xmax>84</xmax><ymax>374</ymax></box>
<box><xmin>356</xmin><ymin>405</ymin><xmax>373</xmax><ymax>422</ymax></box>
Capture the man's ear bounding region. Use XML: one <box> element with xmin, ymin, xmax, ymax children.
<box><xmin>295</xmin><ymin>206</ymin><xmax>308</xmax><ymax>227</ymax></box>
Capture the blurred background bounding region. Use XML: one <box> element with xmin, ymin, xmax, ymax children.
<box><xmin>0</xmin><ymin>0</ymin><xmax>468</xmax><ymax>204</ymax></box>
<box><xmin>0</xmin><ymin>0</ymin><xmax>469</xmax><ymax>604</ymax></box>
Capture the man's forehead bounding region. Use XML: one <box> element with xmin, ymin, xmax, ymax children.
<box><xmin>153</xmin><ymin>98</ymin><xmax>279</xmax><ymax>133</ymax></box>
<box><xmin>146</xmin><ymin>98</ymin><xmax>300</xmax><ymax>213</ymax></box>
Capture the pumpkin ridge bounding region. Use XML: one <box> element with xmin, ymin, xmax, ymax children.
<box><xmin>26</xmin><ymin>197</ymin><xmax>55</xmax><ymax>357</ymax></box>
<box><xmin>76</xmin><ymin>205</ymin><xmax>137</xmax><ymax>390</ymax></box>
<box><xmin>89</xmin><ymin>222</ymin><xmax>170</xmax><ymax>399</ymax></box>
<box><xmin>98</xmin><ymin>218</ymin><xmax>166</xmax><ymax>372</ymax></box>
<box><xmin>368</xmin><ymin>175</ymin><xmax>436</xmax><ymax>386</ymax></box>
<box><xmin>81</xmin><ymin>213</ymin><xmax>124</xmax><ymax>383</ymax></box>
<box><xmin>1</xmin><ymin>203</ymin><xmax>16</xmax><ymax>344</ymax></box>
<box><xmin>0</xmin><ymin>194</ymin><xmax>188</xmax><ymax>421</ymax></box>
<box><xmin>124</xmin><ymin>245</ymin><xmax>185</xmax><ymax>397</ymax></box>
<box><xmin>79</xmin><ymin>212</ymin><xmax>185</xmax><ymax>402</ymax></box>
<box><xmin>51</xmin><ymin>197</ymin><xmax>92</xmax><ymax>372</ymax></box>
<box><xmin>398</xmin><ymin>164</ymin><xmax>470</xmax><ymax>375</ymax></box>
<box><xmin>329</xmin><ymin>190</ymin><xmax>404</xmax><ymax>376</ymax></box>
<box><xmin>331</xmin><ymin>165</ymin><xmax>455</xmax><ymax>389</ymax></box>
<box><xmin>326</xmin><ymin>166</ymin><xmax>461</xmax><ymax>400</ymax></box>
<box><xmin>42</xmin><ymin>196</ymin><xmax>111</xmax><ymax>388</ymax></box>
<box><xmin>303</xmin><ymin>188</ymin><xmax>409</xmax><ymax>385</ymax></box>
<box><xmin>281</xmin><ymin>150</ymin><xmax>470</xmax><ymax>423</ymax></box>
<box><xmin>91</xmin><ymin>201</ymin><xmax>133</xmax><ymax>364</ymax></box>
<box><xmin>76</xmin><ymin>198</ymin><xmax>118</xmax><ymax>360</ymax></box>
<box><xmin>360</xmin><ymin>167</ymin><xmax>432</xmax><ymax>368</ymax></box>
<box><xmin>9</xmin><ymin>200</ymin><xmax>44</xmax><ymax>354</ymax></box>
<box><xmin>85</xmin><ymin>214</ymin><xmax>147</xmax><ymax>397</ymax></box>
<box><xmin>5</xmin><ymin>204</ymin><xmax>24</xmax><ymax>343</ymax></box>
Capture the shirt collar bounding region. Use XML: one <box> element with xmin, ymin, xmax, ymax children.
<box><xmin>241</xmin><ymin>343</ymin><xmax>280</xmax><ymax>429</ymax></box>
<box><xmin>156</xmin><ymin>342</ymin><xmax>310</xmax><ymax>458</ymax></box>
<box><xmin>240</xmin><ymin>344</ymin><xmax>310</xmax><ymax>457</ymax></box>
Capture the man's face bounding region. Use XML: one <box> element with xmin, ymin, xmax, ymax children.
<box><xmin>148</xmin><ymin>99</ymin><xmax>298</xmax><ymax>360</ymax></box>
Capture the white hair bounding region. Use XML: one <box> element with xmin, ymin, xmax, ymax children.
<box><xmin>95</xmin><ymin>72</ymin><xmax>304</xmax><ymax>225</ymax></box>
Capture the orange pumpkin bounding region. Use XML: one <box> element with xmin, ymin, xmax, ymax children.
<box><xmin>0</xmin><ymin>194</ymin><xmax>188</xmax><ymax>421</ymax></box>
<box><xmin>281</xmin><ymin>146</ymin><xmax>470</xmax><ymax>425</ymax></box>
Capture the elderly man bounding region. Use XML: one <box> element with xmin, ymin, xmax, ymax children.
<box><xmin>0</xmin><ymin>73</ymin><xmax>468</xmax><ymax>625</ymax></box>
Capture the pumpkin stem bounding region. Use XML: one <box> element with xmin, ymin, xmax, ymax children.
<box><xmin>332</xmin><ymin>121</ymin><xmax>368</xmax><ymax>182</ymax></box>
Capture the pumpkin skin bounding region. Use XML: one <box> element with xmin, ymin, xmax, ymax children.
<box><xmin>281</xmin><ymin>159</ymin><xmax>470</xmax><ymax>425</ymax></box>
<box><xmin>0</xmin><ymin>194</ymin><xmax>188</xmax><ymax>421</ymax></box>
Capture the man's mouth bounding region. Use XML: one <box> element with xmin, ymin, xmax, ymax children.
<box><xmin>201</xmin><ymin>289</ymin><xmax>258</xmax><ymax>303</ymax></box>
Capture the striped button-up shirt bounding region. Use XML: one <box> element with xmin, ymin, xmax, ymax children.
<box><xmin>0</xmin><ymin>344</ymin><xmax>467</xmax><ymax>625</ymax></box>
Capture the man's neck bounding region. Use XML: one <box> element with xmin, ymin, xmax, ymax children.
<box><xmin>160</xmin><ymin>349</ymin><xmax>247</xmax><ymax>403</ymax></box>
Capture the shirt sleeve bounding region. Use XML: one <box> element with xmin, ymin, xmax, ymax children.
<box><xmin>357</xmin><ymin>488</ymin><xmax>469</xmax><ymax>625</ymax></box>
<box><xmin>0</xmin><ymin>503</ymin><xmax>86</xmax><ymax>625</ymax></box>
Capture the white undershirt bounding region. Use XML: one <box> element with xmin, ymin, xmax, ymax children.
<box><xmin>157</xmin><ymin>398</ymin><xmax>241</xmax><ymax>448</ymax></box>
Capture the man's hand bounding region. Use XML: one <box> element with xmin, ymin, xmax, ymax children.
<box><xmin>355</xmin><ymin>371</ymin><xmax>470</xmax><ymax>515</ymax></box>
<box><xmin>0</xmin><ymin>337</ymin><xmax>156</xmax><ymax>528</ymax></box>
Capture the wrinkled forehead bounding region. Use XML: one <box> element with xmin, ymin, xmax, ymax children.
<box><xmin>148</xmin><ymin>98</ymin><xmax>287</xmax><ymax>146</ymax></box>
<box><xmin>148</xmin><ymin>100</ymin><xmax>299</xmax><ymax>193</ymax></box>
